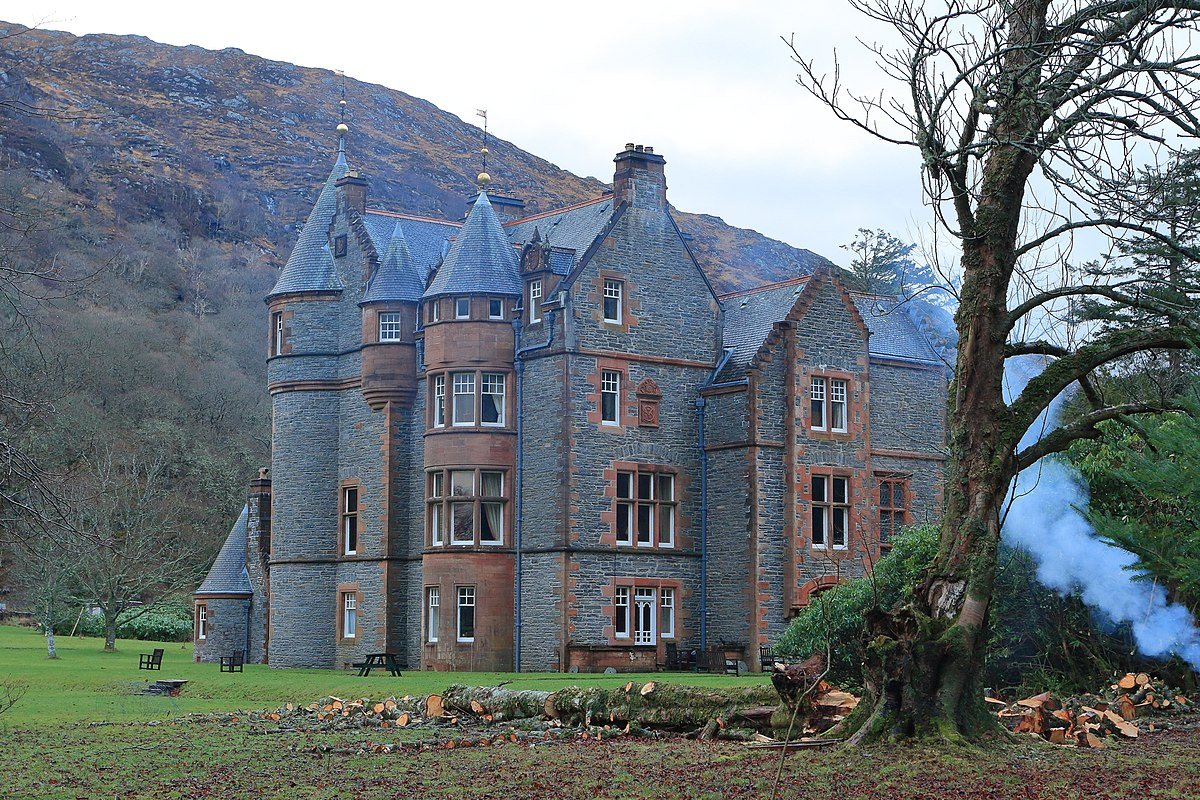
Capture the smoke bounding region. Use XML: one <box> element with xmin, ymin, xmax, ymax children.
<box><xmin>1001</xmin><ymin>356</ymin><xmax>1200</xmax><ymax>670</ymax></box>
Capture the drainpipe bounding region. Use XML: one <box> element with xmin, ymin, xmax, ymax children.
<box><xmin>695</xmin><ymin>397</ymin><xmax>708</xmax><ymax>652</ymax></box>
<box><xmin>512</xmin><ymin>309</ymin><xmax>557</xmax><ymax>673</ymax></box>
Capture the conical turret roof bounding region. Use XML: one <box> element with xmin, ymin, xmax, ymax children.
<box><xmin>195</xmin><ymin>505</ymin><xmax>252</xmax><ymax>596</ymax></box>
<box><xmin>361</xmin><ymin>222</ymin><xmax>424</xmax><ymax>303</ymax></box>
<box><xmin>267</xmin><ymin>138</ymin><xmax>351</xmax><ymax>299</ymax></box>
<box><xmin>423</xmin><ymin>192</ymin><xmax>521</xmax><ymax>299</ymax></box>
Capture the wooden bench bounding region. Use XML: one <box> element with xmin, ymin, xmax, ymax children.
<box><xmin>724</xmin><ymin>658</ymin><xmax>742</xmax><ymax>677</ymax></box>
<box><xmin>219</xmin><ymin>652</ymin><xmax>244</xmax><ymax>673</ymax></box>
<box><xmin>760</xmin><ymin>646</ymin><xmax>776</xmax><ymax>673</ymax></box>
<box><xmin>138</xmin><ymin>648</ymin><xmax>164</xmax><ymax>670</ymax></box>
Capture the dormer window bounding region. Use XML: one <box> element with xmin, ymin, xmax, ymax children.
<box><xmin>456</xmin><ymin>298</ymin><xmax>470</xmax><ymax>319</ymax></box>
<box><xmin>528</xmin><ymin>280</ymin><xmax>542</xmax><ymax>323</ymax></box>
<box><xmin>379</xmin><ymin>312</ymin><xmax>402</xmax><ymax>342</ymax></box>
<box><xmin>489</xmin><ymin>298</ymin><xmax>504</xmax><ymax>320</ymax></box>
<box><xmin>603</xmin><ymin>279</ymin><xmax>623</xmax><ymax>324</ymax></box>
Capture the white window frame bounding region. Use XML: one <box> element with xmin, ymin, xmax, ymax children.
<box><xmin>455</xmin><ymin>297</ymin><xmax>470</xmax><ymax>319</ymax></box>
<box><xmin>602</xmin><ymin>279</ymin><xmax>623</xmax><ymax>324</ymax></box>
<box><xmin>343</xmin><ymin>592</ymin><xmax>357</xmax><ymax>639</ymax></box>
<box><xmin>634</xmin><ymin>587</ymin><xmax>656</xmax><ymax>645</ymax></box>
<box><xmin>481</xmin><ymin>373</ymin><xmax>505</xmax><ymax>427</ymax></box>
<box><xmin>615</xmin><ymin>472</ymin><xmax>634</xmax><ymax>546</ymax></box>
<box><xmin>600</xmin><ymin>370</ymin><xmax>620</xmax><ymax>426</ymax></box>
<box><xmin>614</xmin><ymin>586</ymin><xmax>630</xmax><ymax>639</ymax></box>
<box><xmin>830</xmin><ymin>379</ymin><xmax>848</xmax><ymax>433</ymax></box>
<box><xmin>449</xmin><ymin>470</ymin><xmax>475</xmax><ymax>545</ymax></box>
<box><xmin>452</xmin><ymin>372</ymin><xmax>475</xmax><ymax>426</ymax></box>
<box><xmin>432</xmin><ymin>375</ymin><xmax>446</xmax><ymax>428</ymax></box>
<box><xmin>378</xmin><ymin>312</ymin><xmax>403</xmax><ymax>342</ymax></box>
<box><xmin>342</xmin><ymin>485</ymin><xmax>358</xmax><ymax>556</ymax></box>
<box><xmin>810</xmin><ymin>376</ymin><xmax>827</xmax><ymax>431</ymax></box>
<box><xmin>657</xmin><ymin>474</ymin><xmax>675</xmax><ymax>548</ymax></box>
<box><xmin>272</xmin><ymin>311</ymin><xmax>284</xmax><ymax>356</ymax></box>
<box><xmin>426</xmin><ymin>587</ymin><xmax>440</xmax><ymax>643</ymax></box>
<box><xmin>197</xmin><ymin>604</ymin><xmax>207</xmax><ymax>640</ymax></box>
<box><xmin>429</xmin><ymin>300</ymin><xmax>440</xmax><ymax>323</ymax></box>
<box><xmin>811</xmin><ymin>474</ymin><xmax>850</xmax><ymax>550</ymax></box>
<box><xmin>456</xmin><ymin>586</ymin><xmax>476</xmax><ymax>642</ymax></box>
<box><xmin>528</xmin><ymin>280</ymin><xmax>542</xmax><ymax>324</ymax></box>
<box><xmin>660</xmin><ymin>588</ymin><xmax>675</xmax><ymax>639</ymax></box>
<box><xmin>428</xmin><ymin>471</ymin><xmax>444</xmax><ymax>546</ymax></box>
<box><xmin>488</xmin><ymin>298</ymin><xmax>504</xmax><ymax>320</ymax></box>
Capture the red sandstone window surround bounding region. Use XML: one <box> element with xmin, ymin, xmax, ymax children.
<box><xmin>601</xmin><ymin>370</ymin><xmax>620</xmax><ymax>426</ymax></box>
<box><xmin>429</xmin><ymin>371</ymin><xmax>509</xmax><ymax>430</ymax></box>
<box><xmin>878</xmin><ymin>476</ymin><xmax>909</xmax><ymax>550</ymax></box>
<box><xmin>196</xmin><ymin>604</ymin><xmax>207</xmax><ymax>641</ymax></box>
<box><xmin>603</xmin><ymin>279</ymin><xmax>623</xmax><ymax>324</ymax></box>
<box><xmin>810</xmin><ymin>473</ymin><xmax>849</xmax><ymax>550</ymax></box>
<box><xmin>341</xmin><ymin>484</ymin><xmax>359</xmax><ymax>556</ymax></box>
<box><xmin>614</xmin><ymin>467</ymin><xmax>676</xmax><ymax>548</ymax></box>
<box><xmin>609</xmin><ymin>580</ymin><xmax>679</xmax><ymax>645</ymax></box>
<box><xmin>809</xmin><ymin>375</ymin><xmax>849</xmax><ymax>433</ymax></box>
<box><xmin>342</xmin><ymin>592</ymin><xmax>357</xmax><ymax>638</ymax></box>
<box><xmin>271</xmin><ymin>311</ymin><xmax>284</xmax><ymax>357</ymax></box>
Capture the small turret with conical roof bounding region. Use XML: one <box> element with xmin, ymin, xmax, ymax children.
<box><xmin>359</xmin><ymin>222</ymin><xmax>420</xmax><ymax>410</ymax></box>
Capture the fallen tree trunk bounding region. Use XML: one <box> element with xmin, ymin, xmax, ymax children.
<box><xmin>442</xmin><ymin>681</ymin><xmax>779</xmax><ymax>732</ymax></box>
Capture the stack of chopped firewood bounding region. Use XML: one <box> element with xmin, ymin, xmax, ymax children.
<box><xmin>988</xmin><ymin>672</ymin><xmax>1191</xmax><ymax>748</ymax></box>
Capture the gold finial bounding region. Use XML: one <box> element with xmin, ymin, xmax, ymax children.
<box><xmin>477</xmin><ymin>171</ymin><xmax>492</xmax><ymax>188</ymax></box>
<box><xmin>475</xmin><ymin>109</ymin><xmax>491</xmax><ymax>188</ymax></box>
<box><xmin>336</xmin><ymin>70</ymin><xmax>349</xmax><ymax>136</ymax></box>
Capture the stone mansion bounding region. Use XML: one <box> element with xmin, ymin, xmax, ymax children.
<box><xmin>193</xmin><ymin>135</ymin><xmax>948</xmax><ymax>672</ymax></box>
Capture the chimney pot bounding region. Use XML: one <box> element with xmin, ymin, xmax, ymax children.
<box><xmin>644</xmin><ymin>146</ymin><xmax>654</xmax><ymax>154</ymax></box>
<box><xmin>625</xmin><ymin>142</ymin><xmax>635</xmax><ymax>150</ymax></box>
<box><xmin>634</xmin><ymin>144</ymin><xmax>644</xmax><ymax>152</ymax></box>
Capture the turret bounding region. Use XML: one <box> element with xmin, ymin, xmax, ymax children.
<box><xmin>419</xmin><ymin>190</ymin><xmax>521</xmax><ymax>671</ymax></box>
<box><xmin>359</xmin><ymin>223</ymin><xmax>420</xmax><ymax>410</ymax></box>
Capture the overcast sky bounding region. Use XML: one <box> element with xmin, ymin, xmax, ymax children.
<box><xmin>14</xmin><ymin>1</ymin><xmax>928</xmax><ymax>263</ymax></box>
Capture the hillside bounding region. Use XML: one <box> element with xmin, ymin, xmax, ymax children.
<box><xmin>0</xmin><ymin>23</ymin><xmax>836</xmax><ymax>563</ymax></box>
<box><xmin>0</xmin><ymin>23</ymin><xmax>835</xmax><ymax>292</ymax></box>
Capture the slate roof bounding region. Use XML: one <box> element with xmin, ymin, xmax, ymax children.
<box><xmin>361</xmin><ymin>222</ymin><xmax>424</xmax><ymax>303</ymax></box>
<box><xmin>715</xmin><ymin>278</ymin><xmax>942</xmax><ymax>382</ymax></box>
<box><xmin>267</xmin><ymin>140</ymin><xmax>351</xmax><ymax>299</ymax></box>
<box><xmin>195</xmin><ymin>506</ymin><xmax>252</xmax><ymax>596</ymax></box>
<box><xmin>851</xmin><ymin>295</ymin><xmax>942</xmax><ymax>364</ymax></box>
<box><xmin>424</xmin><ymin>192</ymin><xmax>521</xmax><ymax>299</ymax></box>
<box><xmin>506</xmin><ymin>197</ymin><xmax>614</xmax><ymax>275</ymax></box>
<box><xmin>717</xmin><ymin>279</ymin><xmax>811</xmax><ymax>382</ymax></box>
<box><xmin>361</xmin><ymin>212</ymin><xmax>460</xmax><ymax>290</ymax></box>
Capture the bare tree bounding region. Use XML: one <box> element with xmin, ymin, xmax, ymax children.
<box><xmin>14</xmin><ymin>520</ymin><xmax>80</xmax><ymax>659</ymax></box>
<box><xmin>786</xmin><ymin>1</ymin><xmax>1200</xmax><ymax>743</ymax></box>
<box><xmin>69</xmin><ymin>450</ymin><xmax>196</xmax><ymax>652</ymax></box>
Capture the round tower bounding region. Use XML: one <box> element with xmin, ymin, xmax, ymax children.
<box><xmin>419</xmin><ymin>191</ymin><xmax>521</xmax><ymax>671</ymax></box>
<box><xmin>359</xmin><ymin>222</ymin><xmax>420</xmax><ymax>410</ymax></box>
<box><xmin>262</xmin><ymin>133</ymin><xmax>353</xmax><ymax>669</ymax></box>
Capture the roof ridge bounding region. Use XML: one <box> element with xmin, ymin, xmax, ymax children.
<box><xmin>365</xmin><ymin>209</ymin><xmax>463</xmax><ymax>226</ymax></box>
<box><xmin>504</xmin><ymin>195</ymin><xmax>610</xmax><ymax>227</ymax></box>
<box><xmin>718</xmin><ymin>275</ymin><xmax>810</xmax><ymax>300</ymax></box>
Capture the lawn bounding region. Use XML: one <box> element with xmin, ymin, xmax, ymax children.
<box><xmin>3</xmin><ymin>624</ymin><xmax>1199</xmax><ymax>800</ymax></box>
<box><xmin>0</xmin><ymin>624</ymin><xmax>767</xmax><ymax>727</ymax></box>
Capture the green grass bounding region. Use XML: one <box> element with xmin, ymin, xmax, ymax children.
<box><xmin>0</xmin><ymin>624</ymin><xmax>767</xmax><ymax>728</ymax></box>
<box><xmin>4</xmin><ymin>625</ymin><xmax>1198</xmax><ymax>799</ymax></box>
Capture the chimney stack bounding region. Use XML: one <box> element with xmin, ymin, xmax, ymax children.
<box><xmin>337</xmin><ymin>171</ymin><xmax>368</xmax><ymax>214</ymax></box>
<box><xmin>613</xmin><ymin>143</ymin><xmax>667</xmax><ymax>212</ymax></box>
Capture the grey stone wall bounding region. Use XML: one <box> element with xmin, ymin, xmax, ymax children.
<box><xmin>868</xmin><ymin>361</ymin><xmax>947</xmax><ymax>527</ymax></box>
<box><xmin>517</xmin><ymin>552</ymin><xmax>563</xmax><ymax>671</ymax></box>
<box><xmin>194</xmin><ymin>597</ymin><xmax>250</xmax><ymax>663</ymax></box>
<box><xmin>245</xmin><ymin>490</ymin><xmax>270</xmax><ymax>663</ymax></box>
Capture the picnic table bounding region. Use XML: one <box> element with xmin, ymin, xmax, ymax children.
<box><xmin>354</xmin><ymin>653</ymin><xmax>403</xmax><ymax>677</ymax></box>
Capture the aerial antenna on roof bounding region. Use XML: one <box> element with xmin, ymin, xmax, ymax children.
<box><xmin>475</xmin><ymin>109</ymin><xmax>492</xmax><ymax>190</ymax></box>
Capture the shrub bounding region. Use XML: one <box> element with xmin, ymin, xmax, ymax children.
<box><xmin>775</xmin><ymin>525</ymin><xmax>939</xmax><ymax>690</ymax></box>
<box><xmin>74</xmin><ymin>601</ymin><xmax>194</xmax><ymax>642</ymax></box>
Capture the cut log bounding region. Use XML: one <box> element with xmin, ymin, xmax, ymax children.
<box><xmin>426</xmin><ymin>695</ymin><xmax>445</xmax><ymax>719</ymax></box>
<box><xmin>1017</xmin><ymin>691</ymin><xmax>1052</xmax><ymax>709</ymax></box>
<box><xmin>640</xmin><ymin>682</ymin><xmax>656</xmax><ymax>697</ymax></box>
<box><xmin>1118</xmin><ymin>674</ymin><xmax>1138</xmax><ymax>691</ymax></box>
<box><xmin>1135</xmin><ymin>673</ymin><xmax>1150</xmax><ymax>687</ymax></box>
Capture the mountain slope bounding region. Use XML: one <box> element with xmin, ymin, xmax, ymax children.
<box><xmin>0</xmin><ymin>23</ymin><xmax>835</xmax><ymax>293</ymax></box>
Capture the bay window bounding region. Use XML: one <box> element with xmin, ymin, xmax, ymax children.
<box><xmin>481</xmin><ymin>373</ymin><xmax>505</xmax><ymax>426</ymax></box>
<box><xmin>457</xmin><ymin>586</ymin><xmax>475</xmax><ymax>642</ymax></box>
<box><xmin>427</xmin><ymin>468</ymin><xmax>508</xmax><ymax>547</ymax></box>
<box><xmin>452</xmin><ymin>372</ymin><xmax>475</xmax><ymax>425</ymax></box>
<box><xmin>432</xmin><ymin>375</ymin><xmax>446</xmax><ymax>428</ymax></box>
